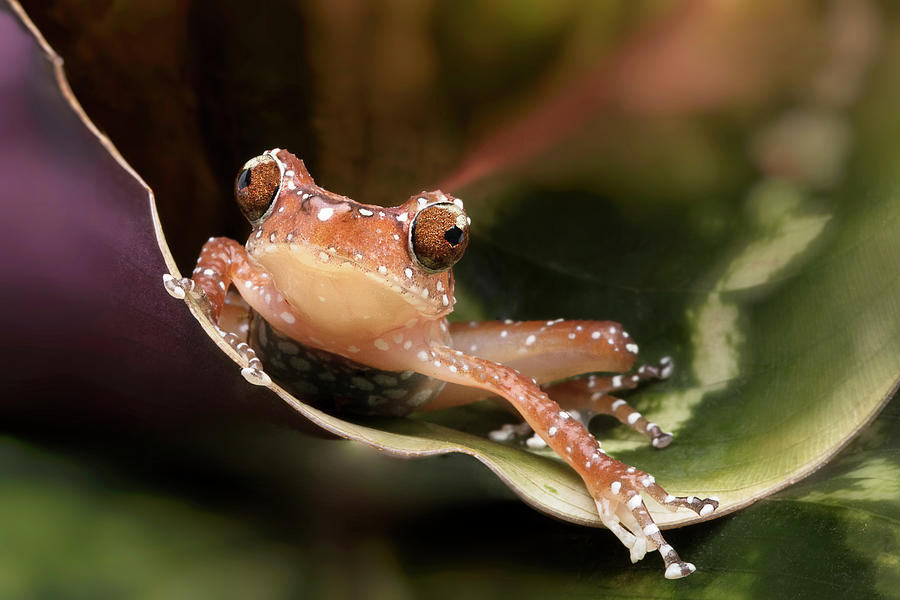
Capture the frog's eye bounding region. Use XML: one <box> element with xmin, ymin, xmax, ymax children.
<box><xmin>234</xmin><ymin>154</ymin><xmax>281</xmax><ymax>223</ymax></box>
<box><xmin>410</xmin><ymin>202</ymin><xmax>470</xmax><ymax>272</ymax></box>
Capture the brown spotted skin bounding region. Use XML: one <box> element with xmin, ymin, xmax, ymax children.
<box><xmin>188</xmin><ymin>148</ymin><xmax>718</xmax><ymax>579</ymax></box>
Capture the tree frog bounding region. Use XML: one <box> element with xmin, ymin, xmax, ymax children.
<box><xmin>164</xmin><ymin>148</ymin><xmax>718</xmax><ymax>578</ymax></box>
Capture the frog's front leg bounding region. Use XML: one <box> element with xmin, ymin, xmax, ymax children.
<box><xmin>416</xmin><ymin>344</ymin><xmax>717</xmax><ymax>579</ymax></box>
<box><xmin>164</xmin><ymin>237</ymin><xmax>278</xmax><ymax>385</ymax></box>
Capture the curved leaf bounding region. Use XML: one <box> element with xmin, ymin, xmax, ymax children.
<box><xmin>4</xmin><ymin>1</ymin><xmax>898</xmax><ymax>590</ymax></box>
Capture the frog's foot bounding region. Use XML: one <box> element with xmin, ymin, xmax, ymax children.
<box><xmin>218</xmin><ymin>330</ymin><xmax>271</xmax><ymax>386</ymax></box>
<box><xmin>543</xmin><ymin>378</ymin><xmax>675</xmax><ymax>449</ymax></box>
<box><xmin>163</xmin><ymin>273</ymin><xmax>197</xmax><ymax>301</ymax></box>
<box><xmin>581</xmin><ymin>355</ymin><xmax>674</xmax><ymax>395</ymax></box>
<box><xmin>490</xmin><ymin>409</ymin><xmax>595</xmax><ymax>450</ymax></box>
<box><xmin>162</xmin><ymin>273</ymin><xmax>217</xmax><ymax>321</ymax></box>
<box><xmin>592</xmin><ymin>466</ymin><xmax>719</xmax><ymax>578</ymax></box>
<box><xmin>164</xmin><ymin>273</ymin><xmax>270</xmax><ymax>386</ymax></box>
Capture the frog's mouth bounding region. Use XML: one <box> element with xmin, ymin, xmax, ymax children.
<box><xmin>253</xmin><ymin>244</ymin><xmax>444</xmax><ymax>339</ymax></box>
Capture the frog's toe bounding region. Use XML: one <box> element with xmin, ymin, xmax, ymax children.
<box><xmin>241</xmin><ymin>359</ymin><xmax>272</xmax><ymax>386</ymax></box>
<box><xmin>488</xmin><ymin>421</ymin><xmax>532</xmax><ymax>443</ymax></box>
<box><xmin>649</xmin><ymin>428</ymin><xmax>674</xmax><ymax>449</ymax></box>
<box><xmin>665</xmin><ymin>561</ymin><xmax>696</xmax><ymax>579</ymax></box>
<box><xmin>635</xmin><ymin>355</ymin><xmax>675</xmax><ymax>381</ymax></box>
<box><xmin>162</xmin><ymin>273</ymin><xmax>194</xmax><ymax>300</ymax></box>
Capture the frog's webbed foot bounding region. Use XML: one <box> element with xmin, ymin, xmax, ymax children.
<box><xmin>544</xmin><ymin>356</ymin><xmax>676</xmax><ymax>449</ymax></box>
<box><xmin>163</xmin><ymin>273</ymin><xmax>271</xmax><ymax>386</ymax></box>
<box><xmin>594</xmin><ymin>468</ymin><xmax>719</xmax><ymax>578</ymax></box>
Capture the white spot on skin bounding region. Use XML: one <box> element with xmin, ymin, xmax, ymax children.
<box><xmin>642</xmin><ymin>524</ymin><xmax>659</xmax><ymax>536</ymax></box>
<box><xmin>500</xmin><ymin>331</ymin><xmax>508</xmax><ymax>338</ymax></box>
<box><xmin>269</xmin><ymin>233</ymin><xmax>276</xmax><ymax>242</ymax></box>
<box><xmin>559</xmin><ymin>411</ymin><xmax>570</xmax><ymax>420</ymax></box>
<box><xmin>548</xmin><ymin>426</ymin><xmax>558</xmax><ymax>436</ymax></box>
<box><xmin>404</xmin><ymin>268</ymin><xmax>413</xmax><ymax>278</ymax></box>
<box><xmin>358</xmin><ymin>208</ymin><xmax>374</xmax><ymax>216</ymax></box>
<box><xmin>525</xmin><ymin>334</ymin><xmax>536</xmax><ymax>346</ymax></box>
<box><xmin>627</xmin><ymin>412</ymin><xmax>642</xmax><ymax>425</ymax></box>
<box><xmin>417</xmin><ymin>350</ymin><xmax>429</xmax><ymax>362</ymax></box>
<box><xmin>347</xmin><ymin>346</ymin><xmax>360</xmax><ymax>353</ymax></box>
<box><xmin>626</xmin><ymin>343</ymin><xmax>639</xmax><ymax>354</ymax></box>
<box><xmin>611</xmin><ymin>399</ymin><xmax>626</xmax><ymax>411</ymax></box>
<box><xmin>442</xmin><ymin>295</ymin><xmax>449</xmax><ymax>306</ymax></box>
<box><xmin>627</xmin><ymin>495</ymin><xmax>643</xmax><ymax>510</ymax></box>
<box><xmin>374</xmin><ymin>339</ymin><xmax>389</xmax><ymax>350</ymax></box>
<box><xmin>591</xmin><ymin>331</ymin><xmax>602</xmax><ymax>339</ymax></box>
<box><xmin>280</xmin><ymin>312</ymin><xmax>296</xmax><ymax>324</ymax></box>
<box><xmin>403</xmin><ymin>340</ymin><xmax>412</xmax><ymax>350</ymax></box>
<box><xmin>317</xmin><ymin>207</ymin><xmax>334</xmax><ymax>221</ymax></box>
<box><xmin>611</xmin><ymin>481</ymin><xmax>622</xmax><ymax>495</ymax></box>
<box><xmin>612</xmin><ymin>375</ymin><xmax>623</xmax><ymax>387</ymax></box>
<box><xmin>700</xmin><ymin>504</ymin><xmax>715</xmax><ymax>517</ymax></box>
<box><xmin>642</xmin><ymin>475</ymin><xmax>655</xmax><ymax>487</ymax></box>
<box><xmin>378</xmin><ymin>266</ymin><xmax>388</xmax><ymax>274</ymax></box>
<box><xmin>397</xmin><ymin>212</ymin><xmax>408</xmax><ymax>222</ymax></box>
<box><xmin>318</xmin><ymin>251</ymin><xmax>329</xmax><ymax>262</ymax></box>
<box><xmin>627</xmin><ymin>467</ymin><xmax>636</xmax><ymax>474</ymax></box>
<box><xmin>526</xmin><ymin>435</ymin><xmax>547</xmax><ymax>449</ymax></box>
<box><xmin>568</xmin><ymin>333</ymin><xmax>576</xmax><ymax>339</ymax></box>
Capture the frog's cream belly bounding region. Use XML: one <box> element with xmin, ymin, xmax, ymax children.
<box><xmin>250</xmin><ymin>312</ymin><xmax>445</xmax><ymax>416</ymax></box>
<box><xmin>253</xmin><ymin>245</ymin><xmax>441</xmax><ymax>340</ymax></box>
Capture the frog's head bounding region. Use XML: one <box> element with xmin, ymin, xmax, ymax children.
<box><xmin>234</xmin><ymin>149</ymin><xmax>470</xmax><ymax>338</ymax></box>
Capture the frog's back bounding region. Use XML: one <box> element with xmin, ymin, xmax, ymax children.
<box><xmin>249</xmin><ymin>312</ymin><xmax>445</xmax><ymax>416</ymax></box>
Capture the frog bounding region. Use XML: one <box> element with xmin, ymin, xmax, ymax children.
<box><xmin>163</xmin><ymin>148</ymin><xmax>718</xmax><ymax>579</ymax></box>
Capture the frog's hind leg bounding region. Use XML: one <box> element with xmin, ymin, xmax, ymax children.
<box><xmin>428</xmin><ymin>319</ymin><xmax>638</xmax><ymax>410</ymax></box>
<box><xmin>415</xmin><ymin>345</ymin><xmax>717</xmax><ymax>578</ymax></box>
<box><xmin>435</xmin><ymin>321</ymin><xmax>675</xmax><ymax>448</ymax></box>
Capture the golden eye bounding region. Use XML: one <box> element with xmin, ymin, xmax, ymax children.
<box><xmin>234</xmin><ymin>154</ymin><xmax>281</xmax><ymax>223</ymax></box>
<box><xmin>410</xmin><ymin>202</ymin><xmax>470</xmax><ymax>272</ymax></box>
